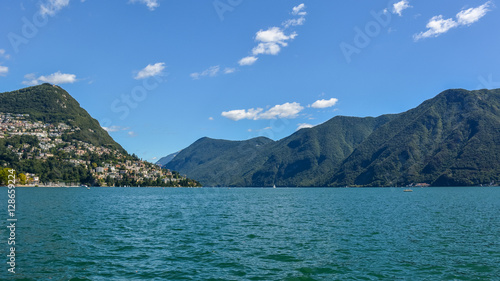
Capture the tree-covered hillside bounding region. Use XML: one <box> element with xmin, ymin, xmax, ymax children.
<box><xmin>0</xmin><ymin>83</ymin><xmax>123</xmax><ymax>152</ymax></box>
<box><xmin>329</xmin><ymin>88</ymin><xmax>500</xmax><ymax>187</ymax></box>
<box><xmin>165</xmin><ymin>88</ymin><xmax>500</xmax><ymax>187</ymax></box>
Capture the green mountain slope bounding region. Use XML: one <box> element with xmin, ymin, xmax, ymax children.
<box><xmin>166</xmin><ymin>115</ymin><xmax>394</xmax><ymax>186</ymax></box>
<box><xmin>166</xmin><ymin>137</ymin><xmax>274</xmax><ymax>186</ymax></box>
<box><xmin>329</xmin><ymin>88</ymin><xmax>500</xmax><ymax>187</ymax></box>
<box><xmin>0</xmin><ymin>83</ymin><xmax>124</xmax><ymax>152</ymax></box>
<box><xmin>165</xmin><ymin>88</ymin><xmax>500</xmax><ymax>187</ymax></box>
<box><xmin>230</xmin><ymin>115</ymin><xmax>394</xmax><ymax>187</ymax></box>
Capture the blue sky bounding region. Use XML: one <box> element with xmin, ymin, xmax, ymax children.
<box><xmin>1</xmin><ymin>0</ymin><xmax>499</xmax><ymax>161</ymax></box>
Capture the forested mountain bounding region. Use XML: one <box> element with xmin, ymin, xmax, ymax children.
<box><xmin>329</xmin><ymin>88</ymin><xmax>500</xmax><ymax>187</ymax></box>
<box><xmin>165</xmin><ymin>88</ymin><xmax>500</xmax><ymax>187</ymax></box>
<box><xmin>0</xmin><ymin>83</ymin><xmax>123</xmax><ymax>151</ymax></box>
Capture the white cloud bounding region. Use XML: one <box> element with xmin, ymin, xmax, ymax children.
<box><xmin>392</xmin><ymin>0</ymin><xmax>412</xmax><ymax>16</ymax></box>
<box><xmin>251</xmin><ymin>27</ymin><xmax>297</xmax><ymax>57</ymax></box>
<box><xmin>456</xmin><ymin>1</ymin><xmax>492</xmax><ymax>25</ymax></box>
<box><xmin>282</xmin><ymin>17</ymin><xmax>306</xmax><ymax>28</ymax></box>
<box><xmin>414</xmin><ymin>15</ymin><xmax>458</xmax><ymax>40</ymax></box>
<box><xmin>134</xmin><ymin>62</ymin><xmax>165</xmax><ymax>79</ymax></box>
<box><xmin>310</xmin><ymin>98</ymin><xmax>339</xmax><ymax>109</ymax></box>
<box><xmin>0</xmin><ymin>65</ymin><xmax>8</xmax><ymax>76</ymax></box>
<box><xmin>190</xmin><ymin>65</ymin><xmax>220</xmax><ymax>79</ymax></box>
<box><xmin>292</xmin><ymin>3</ymin><xmax>306</xmax><ymax>16</ymax></box>
<box><xmin>238</xmin><ymin>56</ymin><xmax>258</xmax><ymax>66</ymax></box>
<box><xmin>222</xmin><ymin>102</ymin><xmax>304</xmax><ymax>121</ymax></box>
<box><xmin>414</xmin><ymin>1</ymin><xmax>493</xmax><ymax>41</ymax></box>
<box><xmin>296</xmin><ymin>123</ymin><xmax>314</xmax><ymax>131</ymax></box>
<box><xmin>252</xmin><ymin>42</ymin><xmax>281</xmax><ymax>55</ymax></box>
<box><xmin>237</xmin><ymin>4</ymin><xmax>305</xmax><ymax>68</ymax></box>
<box><xmin>258</xmin><ymin>102</ymin><xmax>304</xmax><ymax>119</ymax></box>
<box><xmin>208</xmin><ymin>117</ymin><xmax>214</xmax><ymax>120</ymax></box>
<box><xmin>223</xmin><ymin>67</ymin><xmax>236</xmax><ymax>74</ymax></box>
<box><xmin>130</xmin><ymin>0</ymin><xmax>159</xmax><ymax>11</ymax></box>
<box><xmin>128</xmin><ymin>131</ymin><xmax>137</xmax><ymax>137</ymax></box>
<box><xmin>221</xmin><ymin>108</ymin><xmax>263</xmax><ymax>121</ymax></box>
<box><xmin>22</xmin><ymin>71</ymin><xmax>77</xmax><ymax>85</ymax></box>
<box><xmin>255</xmin><ymin>27</ymin><xmax>297</xmax><ymax>44</ymax></box>
<box><xmin>40</xmin><ymin>0</ymin><xmax>70</xmax><ymax>16</ymax></box>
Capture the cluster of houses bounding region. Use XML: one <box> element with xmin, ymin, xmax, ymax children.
<box><xmin>1</xmin><ymin>112</ymin><xmax>187</xmax><ymax>186</ymax></box>
<box><xmin>91</xmin><ymin>160</ymin><xmax>182</xmax><ymax>185</ymax></box>
<box><xmin>0</xmin><ymin>113</ymin><xmax>79</xmax><ymax>139</ymax></box>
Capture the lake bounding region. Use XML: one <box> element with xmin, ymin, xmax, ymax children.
<box><xmin>1</xmin><ymin>187</ymin><xmax>499</xmax><ymax>280</ymax></box>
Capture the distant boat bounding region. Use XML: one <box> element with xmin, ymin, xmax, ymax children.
<box><xmin>273</xmin><ymin>184</ymin><xmax>276</xmax><ymax>188</ymax></box>
<box><xmin>403</xmin><ymin>189</ymin><xmax>413</xmax><ymax>192</ymax></box>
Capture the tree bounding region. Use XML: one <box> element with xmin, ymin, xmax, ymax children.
<box><xmin>18</xmin><ymin>173</ymin><xmax>27</xmax><ymax>185</ymax></box>
<box><xmin>0</xmin><ymin>168</ymin><xmax>15</xmax><ymax>186</ymax></box>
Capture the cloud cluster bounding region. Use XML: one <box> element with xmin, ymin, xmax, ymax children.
<box><xmin>252</xmin><ymin>27</ymin><xmax>298</xmax><ymax>56</ymax></box>
<box><xmin>222</xmin><ymin>96</ymin><xmax>340</xmax><ymax>122</ymax></box>
<box><xmin>221</xmin><ymin>102</ymin><xmax>304</xmax><ymax>121</ymax></box>
<box><xmin>134</xmin><ymin>62</ymin><xmax>165</xmax><ymax>79</ymax></box>
<box><xmin>239</xmin><ymin>3</ymin><xmax>306</xmax><ymax>66</ymax></box>
<box><xmin>192</xmin><ymin>4</ymin><xmax>306</xmax><ymax>77</ymax></box>
<box><xmin>414</xmin><ymin>1</ymin><xmax>492</xmax><ymax>41</ymax></box>
<box><xmin>22</xmin><ymin>71</ymin><xmax>77</xmax><ymax>85</ymax></box>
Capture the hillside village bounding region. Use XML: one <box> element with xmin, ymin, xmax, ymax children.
<box><xmin>0</xmin><ymin>112</ymin><xmax>198</xmax><ymax>187</ymax></box>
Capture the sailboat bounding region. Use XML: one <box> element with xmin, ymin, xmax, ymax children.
<box><xmin>273</xmin><ymin>184</ymin><xmax>276</xmax><ymax>188</ymax></box>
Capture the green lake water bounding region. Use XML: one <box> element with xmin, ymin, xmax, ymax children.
<box><xmin>1</xmin><ymin>187</ymin><xmax>499</xmax><ymax>280</ymax></box>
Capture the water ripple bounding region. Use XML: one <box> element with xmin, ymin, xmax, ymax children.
<box><xmin>0</xmin><ymin>187</ymin><xmax>499</xmax><ymax>280</ymax></box>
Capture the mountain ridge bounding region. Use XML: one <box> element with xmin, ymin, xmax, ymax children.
<box><xmin>165</xmin><ymin>88</ymin><xmax>500</xmax><ymax>187</ymax></box>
